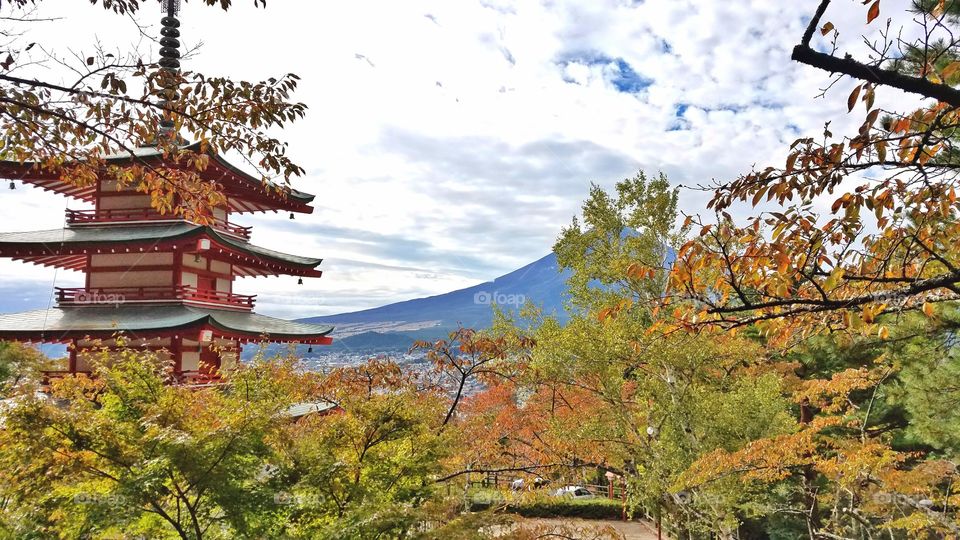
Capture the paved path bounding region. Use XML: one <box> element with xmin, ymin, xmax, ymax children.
<box><xmin>518</xmin><ymin>518</ymin><xmax>662</xmax><ymax>540</ymax></box>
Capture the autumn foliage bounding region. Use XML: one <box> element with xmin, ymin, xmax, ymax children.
<box><xmin>0</xmin><ymin>1</ymin><xmax>306</xmax><ymax>222</ymax></box>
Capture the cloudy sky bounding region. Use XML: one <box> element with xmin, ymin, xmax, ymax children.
<box><xmin>0</xmin><ymin>0</ymin><xmax>893</xmax><ymax>319</ymax></box>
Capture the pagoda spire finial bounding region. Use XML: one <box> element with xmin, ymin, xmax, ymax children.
<box><xmin>157</xmin><ymin>0</ymin><xmax>182</xmax><ymax>140</ymax></box>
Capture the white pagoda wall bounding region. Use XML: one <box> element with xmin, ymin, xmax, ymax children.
<box><xmin>180</xmin><ymin>254</ymin><xmax>233</xmax><ymax>293</ymax></box>
<box><xmin>75</xmin><ymin>337</ymin><xmax>173</xmax><ymax>371</ymax></box>
<box><xmin>88</xmin><ymin>252</ymin><xmax>175</xmax><ymax>289</ymax></box>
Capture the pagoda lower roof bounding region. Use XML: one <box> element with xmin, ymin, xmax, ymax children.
<box><xmin>0</xmin><ymin>223</ymin><xmax>322</xmax><ymax>277</ymax></box>
<box><xmin>0</xmin><ymin>142</ymin><xmax>315</xmax><ymax>214</ymax></box>
<box><xmin>0</xmin><ymin>305</ymin><xmax>334</xmax><ymax>344</ymax></box>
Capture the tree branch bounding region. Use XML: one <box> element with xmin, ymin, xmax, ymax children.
<box><xmin>791</xmin><ymin>45</ymin><xmax>960</xmax><ymax>107</ymax></box>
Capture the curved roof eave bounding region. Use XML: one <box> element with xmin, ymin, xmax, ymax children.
<box><xmin>0</xmin><ymin>306</ymin><xmax>335</xmax><ymax>341</ymax></box>
<box><xmin>0</xmin><ymin>142</ymin><xmax>316</xmax><ymax>209</ymax></box>
<box><xmin>0</xmin><ymin>224</ymin><xmax>323</xmax><ymax>273</ymax></box>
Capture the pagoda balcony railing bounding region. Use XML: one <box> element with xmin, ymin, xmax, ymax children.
<box><xmin>65</xmin><ymin>208</ymin><xmax>252</xmax><ymax>240</ymax></box>
<box><xmin>55</xmin><ymin>285</ymin><xmax>256</xmax><ymax>310</ymax></box>
<box><xmin>41</xmin><ymin>370</ymin><xmax>224</xmax><ymax>387</ymax></box>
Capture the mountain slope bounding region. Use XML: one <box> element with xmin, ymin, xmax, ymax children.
<box><xmin>298</xmin><ymin>253</ymin><xmax>570</xmax><ymax>337</ymax></box>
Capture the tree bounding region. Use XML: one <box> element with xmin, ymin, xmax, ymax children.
<box><xmin>412</xmin><ymin>326</ymin><xmax>530</xmax><ymax>429</ymax></box>
<box><xmin>463</xmin><ymin>175</ymin><xmax>799</xmax><ymax>537</ymax></box>
<box><xmin>0</xmin><ymin>1</ymin><xmax>305</xmax><ymax>221</ymax></box>
<box><xmin>273</xmin><ymin>358</ymin><xmax>454</xmax><ymax>539</ymax></box>
<box><xmin>0</xmin><ymin>341</ymin><xmax>45</xmax><ymax>397</ymax></box>
<box><xmin>555</xmin><ymin>171</ymin><xmax>686</xmax><ymax>319</ymax></box>
<box><xmin>0</xmin><ymin>348</ymin><xmax>526</xmax><ymax>539</ymax></box>
<box><xmin>647</xmin><ymin>5</ymin><xmax>960</xmax><ymax>533</ymax></box>
<box><xmin>668</xmin><ymin>0</ymin><xmax>960</xmax><ymax>344</ymax></box>
<box><xmin>0</xmin><ymin>347</ymin><xmax>311</xmax><ymax>539</ymax></box>
<box><xmin>471</xmin><ymin>167</ymin><xmax>960</xmax><ymax>537</ymax></box>
<box><xmin>677</xmin><ymin>314</ymin><xmax>960</xmax><ymax>538</ymax></box>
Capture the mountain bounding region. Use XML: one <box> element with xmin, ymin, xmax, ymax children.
<box><xmin>327</xmin><ymin>331</ymin><xmax>420</xmax><ymax>352</ymax></box>
<box><xmin>298</xmin><ymin>253</ymin><xmax>571</xmax><ymax>339</ymax></box>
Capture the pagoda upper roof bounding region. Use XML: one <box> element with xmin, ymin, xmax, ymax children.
<box><xmin>0</xmin><ymin>142</ymin><xmax>316</xmax><ymax>214</ymax></box>
<box><xmin>0</xmin><ymin>223</ymin><xmax>323</xmax><ymax>277</ymax></box>
<box><xmin>0</xmin><ymin>305</ymin><xmax>334</xmax><ymax>344</ymax></box>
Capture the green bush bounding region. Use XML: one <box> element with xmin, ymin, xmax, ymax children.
<box><xmin>465</xmin><ymin>488</ymin><xmax>623</xmax><ymax>519</ymax></box>
<box><xmin>509</xmin><ymin>496</ymin><xmax>623</xmax><ymax>520</ymax></box>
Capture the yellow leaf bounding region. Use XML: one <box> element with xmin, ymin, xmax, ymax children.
<box><xmin>824</xmin><ymin>267</ymin><xmax>845</xmax><ymax>289</ymax></box>
<box><xmin>875</xmin><ymin>141</ymin><xmax>887</xmax><ymax>162</ymax></box>
<box><xmin>923</xmin><ymin>302</ymin><xmax>934</xmax><ymax>317</ymax></box>
<box><xmin>943</xmin><ymin>61</ymin><xmax>960</xmax><ymax>81</ymax></box>
<box><xmin>878</xmin><ymin>326</ymin><xmax>889</xmax><ymax>340</ymax></box>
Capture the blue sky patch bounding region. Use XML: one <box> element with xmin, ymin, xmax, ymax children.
<box><xmin>609</xmin><ymin>58</ymin><xmax>650</xmax><ymax>92</ymax></box>
<box><xmin>559</xmin><ymin>51</ymin><xmax>652</xmax><ymax>93</ymax></box>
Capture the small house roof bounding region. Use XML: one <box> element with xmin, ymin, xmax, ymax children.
<box><xmin>283</xmin><ymin>401</ymin><xmax>339</xmax><ymax>418</ymax></box>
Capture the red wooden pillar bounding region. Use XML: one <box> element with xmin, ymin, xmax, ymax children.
<box><xmin>68</xmin><ymin>339</ymin><xmax>77</xmax><ymax>373</ymax></box>
<box><xmin>173</xmin><ymin>247</ymin><xmax>182</xmax><ymax>288</ymax></box>
<box><xmin>172</xmin><ymin>335</ymin><xmax>182</xmax><ymax>373</ymax></box>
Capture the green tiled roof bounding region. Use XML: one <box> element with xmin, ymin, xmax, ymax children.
<box><xmin>0</xmin><ymin>306</ymin><xmax>334</xmax><ymax>340</ymax></box>
<box><xmin>0</xmin><ymin>224</ymin><xmax>322</xmax><ymax>267</ymax></box>
<box><xmin>216</xmin><ymin>231</ymin><xmax>321</xmax><ymax>267</ymax></box>
<box><xmin>0</xmin><ymin>143</ymin><xmax>314</xmax><ymax>211</ymax></box>
<box><xmin>0</xmin><ymin>223</ymin><xmax>197</xmax><ymax>244</ymax></box>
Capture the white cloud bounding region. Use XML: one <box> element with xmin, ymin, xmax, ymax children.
<box><xmin>0</xmin><ymin>0</ymin><xmax>924</xmax><ymax>319</ymax></box>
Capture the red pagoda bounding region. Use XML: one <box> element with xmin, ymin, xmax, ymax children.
<box><xmin>0</xmin><ymin>3</ymin><xmax>333</xmax><ymax>382</ymax></box>
<box><xmin>0</xmin><ymin>143</ymin><xmax>334</xmax><ymax>381</ymax></box>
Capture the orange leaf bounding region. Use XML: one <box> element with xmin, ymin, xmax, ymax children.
<box><xmin>923</xmin><ymin>303</ymin><xmax>934</xmax><ymax>317</ymax></box>
<box><xmin>820</xmin><ymin>22</ymin><xmax>834</xmax><ymax>35</ymax></box>
<box><xmin>867</xmin><ymin>0</ymin><xmax>880</xmax><ymax>23</ymax></box>
<box><xmin>831</xmin><ymin>197</ymin><xmax>845</xmax><ymax>213</ymax></box>
<box><xmin>786</xmin><ymin>152</ymin><xmax>798</xmax><ymax>172</ymax></box>
<box><xmin>848</xmin><ymin>85</ymin><xmax>861</xmax><ymax>112</ymax></box>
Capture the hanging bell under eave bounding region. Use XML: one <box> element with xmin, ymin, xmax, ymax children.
<box><xmin>289</xmin><ymin>213</ymin><xmax>295</xmax><ymax>220</ymax></box>
<box><xmin>8</xmin><ymin>181</ymin><xmax>14</xmax><ymax>190</ymax></box>
<box><xmin>297</xmin><ymin>277</ymin><xmax>303</xmax><ymax>285</ymax></box>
